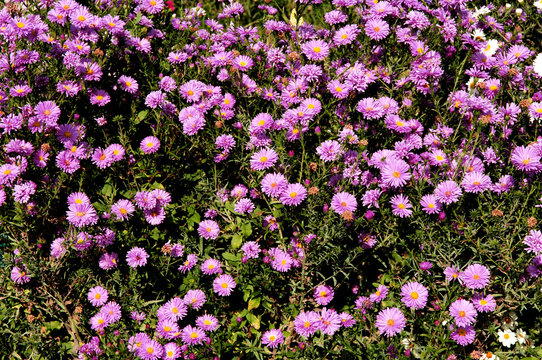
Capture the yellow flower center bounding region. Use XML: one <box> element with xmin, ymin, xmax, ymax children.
<box><xmin>304</xmin><ymin>321</ymin><xmax>310</xmax><ymax>328</ymax></box>
<box><xmin>78</xmin><ymin>16</ymin><xmax>85</xmax><ymax>22</ymax></box>
<box><xmin>260</xmin><ymin>156</ymin><xmax>267</xmax><ymax>163</ymax></box>
<box><xmin>150</xmin><ymin>0</ymin><xmax>156</xmax><ymax>5</ymax></box>
<box><xmin>313</xmin><ymin>47</ymin><xmax>321</xmax><ymax>53</ymax></box>
<box><xmin>320</xmin><ymin>291</ymin><xmax>327</xmax><ymax>297</ymax></box>
<box><xmin>398</xmin><ymin>203</ymin><xmax>405</xmax><ymax>209</ymax></box>
<box><xmin>239</xmin><ymin>61</ymin><xmax>247</xmax><ymax>66</ymax></box>
<box><xmin>480</xmin><ymin>299</ymin><xmax>487</xmax><ymax>305</ymax></box>
<box><xmin>504</xmin><ymin>334</ymin><xmax>510</xmax><ymax>339</ymax></box>
<box><xmin>459</xmin><ymin>311</ymin><xmax>466</xmax><ymax>317</ymax></box>
<box><xmin>17</xmin><ymin>22</ymin><xmax>25</xmax><ymax>28</ymax></box>
<box><xmin>290</xmin><ymin>192</ymin><xmax>297</xmax><ymax>198</ymax></box>
<box><xmin>335</xmin><ymin>86</ymin><xmax>342</xmax><ymax>92</ymax></box>
<box><xmin>96</xmin><ymin>95</ymin><xmax>103</xmax><ymax>101</ymax></box>
<box><xmin>221</xmin><ymin>283</ymin><xmax>228</xmax><ymax>288</ymax></box>
<box><xmin>190</xmin><ymin>332</ymin><xmax>198</xmax><ymax>339</ymax></box>
<box><xmin>387</xmin><ymin>319</ymin><xmax>394</xmax><ymax>326</ymax></box>
<box><xmin>411</xmin><ymin>292</ymin><xmax>418</xmax><ymax>299</ymax></box>
<box><xmin>374</xmin><ymin>27</ymin><xmax>380</xmax><ymax>32</ymax></box>
<box><xmin>392</xmin><ymin>171</ymin><xmax>400</xmax><ymax>178</ymax></box>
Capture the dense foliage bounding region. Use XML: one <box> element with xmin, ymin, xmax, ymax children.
<box><xmin>1</xmin><ymin>0</ymin><xmax>542</xmax><ymax>358</ymax></box>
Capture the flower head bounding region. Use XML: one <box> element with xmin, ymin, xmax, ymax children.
<box><xmin>375</xmin><ymin>307</ymin><xmax>406</xmax><ymax>337</ymax></box>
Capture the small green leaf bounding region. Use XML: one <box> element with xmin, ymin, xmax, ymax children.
<box><xmin>247</xmin><ymin>297</ymin><xmax>261</xmax><ymax>311</ymax></box>
<box><xmin>231</xmin><ymin>234</ymin><xmax>243</xmax><ymax>249</ymax></box>
<box><xmin>222</xmin><ymin>252</ymin><xmax>241</xmax><ymax>262</ymax></box>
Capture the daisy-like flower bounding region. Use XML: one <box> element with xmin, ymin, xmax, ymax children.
<box><xmin>250</xmin><ymin>148</ymin><xmax>278</xmax><ymax>171</ymax></box>
<box><xmin>497</xmin><ymin>329</ymin><xmax>517</xmax><ymax>347</ymax></box>
<box><xmin>444</xmin><ymin>266</ymin><xmax>461</xmax><ymax>281</ymax></box>
<box><xmin>333</xmin><ymin>24</ymin><xmax>359</xmax><ymax>46</ymax></box>
<box><xmin>523</xmin><ymin>230</ymin><xmax>542</xmax><ymax>254</ymax></box>
<box><xmin>183</xmin><ymin>289</ymin><xmax>206</xmax><ymax>310</ymax></box>
<box><xmin>533</xmin><ymin>53</ymin><xmax>542</xmax><ymax>77</ymax></box>
<box><xmin>138</xmin><ymin>339</ymin><xmax>164</xmax><ymax>359</ymax></box>
<box><xmin>449</xmin><ymin>299</ymin><xmax>477</xmax><ymax>327</ymax></box>
<box><xmin>472</xmin><ymin>293</ymin><xmax>496</xmax><ymax>313</ymax></box>
<box><xmin>381</xmin><ymin>159</ymin><xmax>411</xmax><ymax>188</ymax></box>
<box><xmin>420</xmin><ymin>194</ymin><xmax>442</xmax><ymax>214</ymax></box>
<box><xmin>158</xmin><ymin>297</ymin><xmax>187</xmax><ymax>322</ymax></box>
<box><xmin>233</xmin><ymin>55</ymin><xmax>254</xmax><ymax>71</ymax></box>
<box><xmin>250</xmin><ymin>113</ymin><xmax>274</xmax><ymax>134</ymax></box>
<box><xmin>87</xmin><ymin>286</ymin><xmax>108</xmax><ymax>307</ymax></box>
<box><xmin>213</xmin><ymin>274</ymin><xmax>236</xmax><ymax>296</ymax></box>
<box><xmin>111</xmin><ymin>199</ymin><xmax>135</xmax><ymax>221</ymax></box>
<box><xmin>201</xmin><ymin>259</ymin><xmax>221</xmax><ymax>275</ymax></box>
<box><xmin>89</xmin><ymin>89</ymin><xmax>110</xmax><ymax>106</ymax></box>
<box><xmin>261</xmin><ymin>329</ymin><xmax>284</xmax><ymax>349</ymax></box>
<box><xmin>314</xmin><ymin>284</ymin><xmax>334</xmax><ymax>306</ymax></box>
<box><xmin>481</xmin><ymin>39</ymin><xmax>499</xmax><ymax>57</ymax></box>
<box><xmin>511</xmin><ymin>145</ymin><xmax>540</xmax><ymax>172</ymax></box>
<box><xmin>390</xmin><ymin>194</ymin><xmax>413</xmax><ymax>218</ymax></box>
<box><xmin>451</xmin><ymin>326</ymin><xmax>476</xmax><ymax>346</ymax></box>
<box><xmin>280</xmin><ymin>183</ymin><xmax>307</xmax><ymax>206</ymax></box>
<box><xmin>178</xmin><ymin>254</ymin><xmax>198</xmax><ymax>273</ymax></box>
<box><xmin>301</xmin><ymin>40</ymin><xmax>330</xmax><ymax>61</ymax></box>
<box><xmin>241</xmin><ymin>241</ymin><xmax>261</xmax><ymax>259</ymax></box>
<box><xmin>270</xmin><ymin>248</ymin><xmax>293</xmax><ymax>272</ymax></box>
<box><xmin>375</xmin><ymin>307</ymin><xmax>406</xmax><ymax>337</ymax></box>
<box><xmin>196</xmin><ymin>314</ymin><xmax>220</xmax><ymax>331</ymax></box>
<box><xmin>365</xmin><ymin>18</ymin><xmax>390</xmax><ymax>41</ymax></box>
<box><xmin>370</xmin><ymin>284</ymin><xmax>388</xmax><ymax>303</ymax></box>
<box><xmin>400</xmin><ymin>282</ymin><xmax>428</xmax><ymax>310</ymax></box>
<box><xmin>516</xmin><ymin>328</ymin><xmax>527</xmax><ymax>345</ymax></box>
<box><xmin>339</xmin><ymin>312</ymin><xmax>356</xmax><ymax>327</ymax></box>
<box><xmin>529</xmin><ymin>102</ymin><xmax>542</xmax><ymax>121</ymax></box>
<box><xmin>461</xmin><ymin>171</ymin><xmax>492</xmax><ymax>193</ymax></box>
<box><xmin>140</xmin><ymin>136</ymin><xmax>160</xmax><ymax>154</ymax></box>
<box><xmin>293</xmin><ymin>311</ymin><xmax>319</xmax><ymax>337</ymax></box>
<box><xmin>434</xmin><ymin>180</ymin><xmax>462</xmax><ymax>204</ymax></box>
<box><xmin>330</xmin><ymin>192</ymin><xmax>357</xmax><ymax>215</ymax></box>
<box><xmin>126</xmin><ymin>247</ymin><xmax>149</xmax><ymax>268</ymax></box>
<box><xmin>316</xmin><ymin>140</ymin><xmax>342</xmax><ymax>162</ymax></box>
<box><xmin>118</xmin><ymin>75</ymin><xmax>139</xmax><ymax>94</ymax></box>
<box><xmin>459</xmin><ymin>264</ymin><xmax>490</xmax><ymax>289</ymax></box>
<box><xmin>198</xmin><ymin>220</ymin><xmax>220</xmax><ymax>239</ymax></box>
<box><xmin>143</xmin><ymin>0</ymin><xmax>164</xmax><ymax>14</ymax></box>
<box><xmin>163</xmin><ymin>343</ymin><xmax>181</xmax><ymax>360</ymax></box>
<box><xmin>317</xmin><ymin>308</ymin><xmax>342</xmax><ymax>335</ymax></box>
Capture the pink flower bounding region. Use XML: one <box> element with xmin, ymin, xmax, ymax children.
<box><xmin>213</xmin><ymin>274</ymin><xmax>236</xmax><ymax>296</ymax></box>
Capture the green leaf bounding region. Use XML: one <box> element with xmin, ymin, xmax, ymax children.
<box><xmin>241</xmin><ymin>223</ymin><xmax>252</xmax><ymax>238</ymax></box>
<box><xmin>222</xmin><ymin>252</ymin><xmax>241</xmax><ymax>262</ymax></box>
<box><xmin>101</xmin><ymin>184</ymin><xmax>113</xmax><ymax>197</ymax></box>
<box><xmin>45</xmin><ymin>321</ymin><xmax>62</xmax><ymax>331</ymax></box>
<box><xmin>247</xmin><ymin>297</ymin><xmax>261</xmax><ymax>311</ymax></box>
<box><xmin>246</xmin><ymin>313</ymin><xmax>260</xmax><ymax>329</ymax></box>
<box><xmin>231</xmin><ymin>234</ymin><xmax>243</xmax><ymax>249</ymax></box>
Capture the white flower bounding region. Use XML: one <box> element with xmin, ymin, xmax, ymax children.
<box><xmin>498</xmin><ymin>329</ymin><xmax>517</xmax><ymax>347</ymax></box>
<box><xmin>516</xmin><ymin>8</ymin><xmax>524</xmax><ymax>15</ymax></box>
<box><xmin>533</xmin><ymin>53</ymin><xmax>542</xmax><ymax>77</ymax></box>
<box><xmin>473</xmin><ymin>5</ymin><xmax>491</xmax><ymax>18</ymax></box>
<box><xmin>516</xmin><ymin>328</ymin><xmax>527</xmax><ymax>344</ymax></box>
<box><xmin>480</xmin><ymin>352</ymin><xmax>499</xmax><ymax>360</ymax></box>
<box><xmin>472</xmin><ymin>29</ymin><xmax>486</xmax><ymax>41</ymax></box>
<box><xmin>535</xmin><ymin>0</ymin><xmax>542</xmax><ymax>10</ymax></box>
<box><xmin>482</xmin><ymin>39</ymin><xmax>499</xmax><ymax>57</ymax></box>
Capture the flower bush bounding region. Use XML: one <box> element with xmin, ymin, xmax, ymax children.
<box><xmin>1</xmin><ymin>0</ymin><xmax>542</xmax><ymax>358</ymax></box>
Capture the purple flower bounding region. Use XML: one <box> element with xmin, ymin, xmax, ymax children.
<box><xmin>241</xmin><ymin>241</ymin><xmax>261</xmax><ymax>259</ymax></box>
<box><xmin>400</xmin><ymin>282</ymin><xmax>428</xmax><ymax>309</ymax></box>
<box><xmin>198</xmin><ymin>220</ymin><xmax>220</xmax><ymax>239</ymax></box>
<box><xmin>390</xmin><ymin>194</ymin><xmax>413</xmax><ymax>218</ymax></box>
<box><xmin>201</xmin><ymin>259</ymin><xmax>222</xmax><ymax>275</ymax></box>
<box><xmin>294</xmin><ymin>311</ymin><xmax>319</xmax><ymax>338</ymax></box>
<box><xmin>279</xmin><ymin>183</ymin><xmax>307</xmax><ymax>206</ymax></box>
<box><xmin>365</xmin><ymin>19</ymin><xmax>390</xmax><ymax>41</ymax></box>
<box><xmin>183</xmin><ymin>289</ymin><xmax>206</xmax><ymax>309</ymax></box>
<box><xmin>111</xmin><ymin>199</ymin><xmax>135</xmax><ymax>221</ymax></box>
<box><xmin>330</xmin><ymin>192</ymin><xmax>357</xmax><ymax>215</ymax></box>
<box><xmin>370</xmin><ymin>285</ymin><xmax>388</xmax><ymax>303</ymax></box>
<box><xmin>196</xmin><ymin>314</ymin><xmax>219</xmax><ymax>332</ymax></box>
<box><xmin>250</xmin><ymin>148</ymin><xmax>278</xmax><ymax>171</ymax></box>
<box><xmin>472</xmin><ymin>293</ymin><xmax>496</xmax><ymax>313</ymax></box>
<box><xmin>301</xmin><ymin>40</ymin><xmax>330</xmax><ymax>61</ymax></box>
<box><xmin>140</xmin><ymin>136</ymin><xmax>160</xmax><ymax>154</ymax></box>
<box><xmin>381</xmin><ymin>159</ymin><xmax>411</xmax><ymax>188</ymax></box>
<box><xmin>434</xmin><ymin>180</ymin><xmax>462</xmax><ymax>205</ymax></box>
<box><xmin>524</xmin><ymin>230</ymin><xmax>542</xmax><ymax>254</ymax></box>
<box><xmin>450</xmin><ymin>325</ymin><xmax>476</xmax><ymax>346</ymax></box>
<box><xmin>88</xmin><ymin>286</ymin><xmax>108</xmax><ymax>307</ymax></box>
<box><xmin>261</xmin><ymin>329</ymin><xmax>284</xmax><ymax>349</ymax></box>
<box><xmin>420</xmin><ymin>194</ymin><xmax>442</xmax><ymax>214</ymax></box>
<box><xmin>375</xmin><ymin>307</ymin><xmax>406</xmax><ymax>337</ymax></box>
<box><xmin>459</xmin><ymin>264</ymin><xmax>490</xmax><ymax>289</ymax></box>
<box><xmin>261</xmin><ymin>173</ymin><xmax>288</xmax><ymax>198</ymax></box>
<box><xmin>449</xmin><ymin>299</ymin><xmax>477</xmax><ymax>327</ymax></box>
<box><xmin>213</xmin><ymin>274</ymin><xmax>236</xmax><ymax>296</ymax></box>
<box><xmin>314</xmin><ymin>285</ymin><xmax>334</xmax><ymax>306</ymax></box>
<box><xmin>11</xmin><ymin>266</ymin><xmax>30</xmax><ymax>284</ymax></box>
<box><xmin>461</xmin><ymin>171</ymin><xmax>492</xmax><ymax>193</ymax></box>
<box><xmin>444</xmin><ymin>266</ymin><xmax>460</xmax><ymax>281</ymax></box>
<box><xmin>511</xmin><ymin>146</ymin><xmax>541</xmax><ymax>172</ymax></box>
<box><xmin>126</xmin><ymin>247</ymin><xmax>149</xmax><ymax>268</ymax></box>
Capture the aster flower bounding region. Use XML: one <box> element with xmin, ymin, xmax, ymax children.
<box><xmin>111</xmin><ymin>199</ymin><xmax>135</xmax><ymax>221</ymax></box>
<box><xmin>390</xmin><ymin>194</ymin><xmax>413</xmax><ymax>218</ymax></box>
<box><xmin>459</xmin><ymin>264</ymin><xmax>490</xmax><ymax>289</ymax></box>
<box><xmin>511</xmin><ymin>145</ymin><xmax>541</xmax><ymax>172</ymax></box>
<box><xmin>420</xmin><ymin>194</ymin><xmax>442</xmax><ymax>214</ymax></box>
<box><xmin>183</xmin><ymin>289</ymin><xmax>206</xmax><ymax>309</ymax></box>
<box><xmin>118</xmin><ymin>75</ymin><xmax>139</xmax><ymax>93</ymax></box>
<box><xmin>365</xmin><ymin>19</ymin><xmax>390</xmax><ymax>41</ymax></box>
<box><xmin>316</xmin><ymin>140</ymin><xmax>342</xmax><ymax>162</ymax></box>
<box><xmin>472</xmin><ymin>294</ymin><xmax>496</xmax><ymax>313</ymax></box>
<box><xmin>370</xmin><ymin>285</ymin><xmax>388</xmax><ymax>303</ymax></box>
<box><xmin>381</xmin><ymin>159</ymin><xmax>411</xmax><ymax>188</ymax></box>
<box><xmin>317</xmin><ymin>308</ymin><xmax>342</xmax><ymax>335</ymax></box>
<box><xmin>270</xmin><ymin>248</ymin><xmax>293</xmax><ymax>272</ymax></box>
<box><xmin>198</xmin><ymin>220</ymin><xmax>220</xmax><ymax>239</ymax></box>
<box><xmin>294</xmin><ymin>311</ymin><xmax>319</xmax><ymax>337</ymax></box>
<box><xmin>140</xmin><ymin>136</ymin><xmax>160</xmax><ymax>154</ymax></box>
<box><xmin>99</xmin><ymin>252</ymin><xmax>118</xmax><ymax>270</ymax></box>
<box><xmin>314</xmin><ymin>285</ymin><xmax>334</xmax><ymax>306</ymax></box>
<box><xmin>434</xmin><ymin>180</ymin><xmax>462</xmax><ymax>205</ymax></box>
<box><xmin>11</xmin><ymin>266</ymin><xmax>30</xmax><ymax>284</ymax></box>
<box><xmin>261</xmin><ymin>329</ymin><xmax>284</xmax><ymax>348</ymax></box>
<box><xmin>523</xmin><ymin>230</ymin><xmax>542</xmax><ymax>254</ymax></box>
<box><xmin>400</xmin><ymin>282</ymin><xmax>428</xmax><ymax>310</ymax></box>
<box><xmin>234</xmin><ymin>198</ymin><xmax>255</xmax><ymax>214</ymax></box>
<box><xmin>201</xmin><ymin>259</ymin><xmax>222</xmax><ymax>275</ymax></box>
<box><xmin>461</xmin><ymin>171</ymin><xmax>492</xmax><ymax>193</ymax></box>
<box><xmin>280</xmin><ymin>183</ymin><xmax>307</xmax><ymax>206</ymax></box>
<box><xmin>301</xmin><ymin>40</ymin><xmax>330</xmax><ymax>61</ymax></box>
<box><xmin>213</xmin><ymin>274</ymin><xmax>236</xmax><ymax>296</ymax></box>
<box><xmin>196</xmin><ymin>314</ymin><xmax>219</xmax><ymax>331</ymax></box>
<box><xmin>449</xmin><ymin>299</ymin><xmax>477</xmax><ymax>327</ymax></box>
<box><xmin>241</xmin><ymin>241</ymin><xmax>261</xmax><ymax>259</ymax></box>
<box><xmin>138</xmin><ymin>339</ymin><xmax>163</xmax><ymax>359</ymax></box>
<box><xmin>451</xmin><ymin>326</ymin><xmax>476</xmax><ymax>346</ymax></box>
<box><xmin>126</xmin><ymin>247</ymin><xmax>149</xmax><ymax>268</ymax></box>
<box><xmin>339</xmin><ymin>312</ymin><xmax>356</xmax><ymax>328</ymax></box>
<box><xmin>250</xmin><ymin>148</ymin><xmax>278</xmax><ymax>171</ymax></box>
<box><xmin>375</xmin><ymin>307</ymin><xmax>406</xmax><ymax>337</ymax></box>
<box><xmin>158</xmin><ymin>297</ymin><xmax>187</xmax><ymax>322</ymax></box>
<box><xmin>330</xmin><ymin>192</ymin><xmax>357</xmax><ymax>215</ymax></box>
<box><xmin>101</xmin><ymin>301</ymin><xmax>121</xmax><ymax>323</ymax></box>
<box><xmin>88</xmin><ymin>286</ymin><xmax>108</xmax><ymax>307</ymax></box>
<box><xmin>66</xmin><ymin>203</ymin><xmax>98</xmax><ymax>228</ymax></box>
